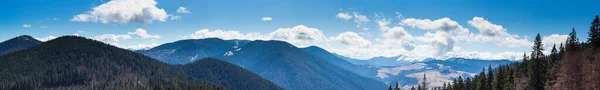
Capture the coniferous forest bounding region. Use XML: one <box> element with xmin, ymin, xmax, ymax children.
<box><xmin>388</xmin><ymin>15</ymin><xmax>600</xmax><ymax>90</ymax></box>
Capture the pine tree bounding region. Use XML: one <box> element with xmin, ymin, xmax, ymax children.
<box><xmin>395</xmin><ymin>81</ymin><xmax>400</xmax><ymax>90</ymax></box>
<box><xmin>566</xmin><ymin>28</ymin><xmax>579</xmax><ymax>51</ymax></box>
<box><xmin>589</xmin><ymin>15</ymin><xmax>600</xmax><ymax>47</ymax></box>
<box><xmin>494</xmin><ymin>66</ymin><xmax>505</xmax><ymax>90</ymax></box>
<box><xmin>422</xmin><ymin>74</ymin><xmax>428</xmax><ymax>90</ymax></box>
<box><xmin>411</xmin><ymin>86</ymin><xmax>416</xmax><ymax>90</ymax></box>
<box><xmin>486</xmin><ymin>65</ymin><xmax>493</xmax><ymax>90</ymax></box>
<box><xmin>477</xmin><ymin>68</ymin><xmax>487</xmax><ymax>90</ymax></box>
<box><xmin>528</xmin><ymin>33</ymin><xmax>546</xmax><ymax>90</ymax></box>
<box><xmin>389</xmin><ymin>85</ymin><xmax>393</xmax><ymax>90</ymax></box>
<box><xmin>458</xmin><ymin>76</ymin><xmax>464</xmax><ymax>90</ymax></box>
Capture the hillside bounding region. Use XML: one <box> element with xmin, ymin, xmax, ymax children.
<box><xmin>216</xmin><ymin>40</ymin><xmax>387</xmax><ymax>90</ymax></box>
<box><xmin>0</xmin><ymin>36</ymin><xmax>279</xmax><ymax>90</ymax></box>
<box><xmin>182</xmin><ymin>58</ymin><xmax>283</xmax><ymax>90</ymax></box>
<box><xmin>137</xmin><ymin>38</ymin><xmax>246</xmax><ymax>64</ymax></box>
<box><xmin>301</xmin><ymin>46</ymin><xmax>379</xmax><ymax>79</ymax></box>
<box><xmin>0</xmin><ymin>35</ymin><xmax>41</xmax><ymax>56</ymax></box>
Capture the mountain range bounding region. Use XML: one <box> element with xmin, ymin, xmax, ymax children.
<box><xmin>0</xmin><ymin>36</ymin><xmax>280</xmax><ymax>90</ymax></box>
<box><xmin>0</xmin><ymin>35</ymin><xmax>516</xmax><ymax>89</ymax></box>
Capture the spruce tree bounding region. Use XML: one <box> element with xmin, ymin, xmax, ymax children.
<box><xmin>422</xmin><ymin>74</ymin><xmax>428</xmax><ymax>90</ymax></box>
<box><xmin>566</xmin><ymin>28</ymin><xmax>578</xmax><ymax>51</ymax></box>
<box><xmin>589</xmin><ymin>15</ymin><xmax>600</xmax><ymax>46</ymax></box>
<box><xmin>528</xmin><ymin>33</ymin><xmax>546</xmax><ymax>90</ymax></box>
<box><xmin>486</xmin><ymin>65</ymin><xmax>493</xmax><ymax>90</ymax></box>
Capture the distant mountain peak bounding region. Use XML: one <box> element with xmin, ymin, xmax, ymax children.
<box><xmin>0</xmin><ymin>35</ymin><xmax>43</xmax><ymax>55</ymax></box>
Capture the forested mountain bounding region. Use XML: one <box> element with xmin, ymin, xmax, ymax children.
<box><xmin>0</xmin><ymin>35</ymin><xmax>41</xmax><ymax>56</ymax></box>
<box><xmin>182</xmin><ymin>58</ymin><xmax>283</xmax><ymax>90</ymax></box>
<box><xmin>0</xmin><ymin>36</ymin><xmax>279</xmax><ymax>90</ymax></box>
<box><xmin>216</xmin><ymin>40</ymin><xmax>387</xmax><ymax>90</ymax></box>
<box><xmin>137</xmin><ymin>38</ymin><xmax>248</xmax><ymax>64</ymax></box>
<box><xmin>418</xmin><ymin>15</ymin><xmax>600</xmax><ymax>90</ymax></box>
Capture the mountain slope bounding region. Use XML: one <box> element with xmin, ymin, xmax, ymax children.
<box><xmin>182</xmin><ymin>58</ymin><xmax>283</xmax><ymax>90</ymax></box>
<box><xmin>301</xmin><ymin>46</ymin><xmax>379</xmax><ymax>79</ymax></box>
<box><xmin>0</xmin><ymin>35</ymin><xmax>41</xmax><ymax>56</ymax></box>
<box><xmin>137</xmin><ymin>38</ymin><xmax>245</xmax><ymax>64</ymax></box>
<box><xmin>216</xmin><ymin>40</ymin><xmax>387</xmax><ymax>90</ymax></box>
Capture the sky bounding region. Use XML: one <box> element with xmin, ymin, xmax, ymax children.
<box><xmin>1</xmin><ymin>0</ymin><xmax>599</xmax><ymax>61</ymax></box>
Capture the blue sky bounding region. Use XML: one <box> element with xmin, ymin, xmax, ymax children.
<box><xmin>1</xmin><ymin>0</ymin><xmax>599</xmax><ymax>60</ymax></box>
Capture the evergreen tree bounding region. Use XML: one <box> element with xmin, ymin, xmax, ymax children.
<box><xmin>389</xmin><ymin>85</ymin><xmax>393</xmax><ymax>90</ymax></box>
<box><xmin>528</xmin><ymin>33</ymin><xmax>546</xmax><ymax>90</ymax></box>
<box><xmin>566</xmin><ymin>27</ymin><xmax>579</xmax><ymax>51</ymax></box>
<box><xmin>477</xmin><ymin>69</ymin><xmax>487</xmax><ymax>90</ymax></box>
<box><xmin>494</xmin><ymin>66</ymin><xmax>505</xmax><ymax>90</ymax></box>
<box><xmin>422</xmin><ymin>74</ymin><xmax>428</xmax><ymax>90</ymax></box>
<box><xmin>458</xmin><ymin>76</ymin><xmax>464</xmax><ymax>90</ymax></box>
<box><xmin>531</xmin><ymin>33</ymin><xmax>545</xmax><ymax>59</ymax></box>
<box><xmin>588</xmin><ymin>15</ymin><xmax>600</xmax><ymax>46</ymax></box>
<box><xmin>411</xmin><ymin>86</ymin><xmax>416</xmax><ymax>90</ymax></box>
<box><xmin>486</xmin><ymin>65</ymin><xmax>493</xmax><ymax>90</ymax></box>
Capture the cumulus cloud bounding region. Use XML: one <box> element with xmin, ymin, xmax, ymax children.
<box><xmin>176</xmin><ymin>7</ymin><xmax>190</xmax><ymax>13</ymax></box>
<box><xmin>336</xmin><ymin>13</ymin><xmax>352</xmax><ymax>20</ymax></box>
<box><xmin>332</xmin><ymin>32</ymin><xmax>372</xmax><ymax>47</ymax></box>
<box><xmin>468</xmin><ymin>17</ymin><xmax>508</xmax><ymax>37</ymax></box>
<box><xmin>402</xmin><ymin>17</ymin><xmax>469</xmax><ymax>35</ymax></box>
<box><xmin>22</xmin><ymin>24</ymin><xmax>32</xmax><ymax>28</ymax></box>
<box><xmin>128</xmin><ymin>28</ymin><xmax>160</xmax><ymax>39</ymax></box>
<box><xmin>467</xmin><ymin>17</ymin><xmax>532</xmax><ymax>47</ymax></box>
<box><xmin>270</xmin><ymin>25</ymin><xmax>329</xmax><ymax>47</ymax></box>
<box><xmin>36</xmin><ymin>35</ymin><xmax>57</xmax><ymax>42</ymax></box>
<box><xmin>93</xmin><ymin>34</ymin><xmax>132</xmax><ymax>46</ymax></box>
<box><xmin>262</xmin><ymin>17</ymin><xmax>273</xmax><ymax>22</ymax></box>
<box><xmin>71</xmin><ymin>0</ymin><xmax>169</xmax><ymax>24</ymax></box>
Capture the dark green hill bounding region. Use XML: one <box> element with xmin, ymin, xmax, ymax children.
<box><xmin>182</xmin><ymin>58</ymin><xmax>283</xmax><ymax>90</ymax></box>
<box><xmin>0</xmin><ymin>36</ymin><xmax>277</xmax><ymax>89</ymax></box>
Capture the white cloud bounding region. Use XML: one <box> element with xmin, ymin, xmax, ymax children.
<box><xmin>71</xmin><ymin>0</ymin><xmax>169</xmax><ymax>24</ymax></box>
<box><xmin>445</xmin><ymin>51</ymin><xmax>524</xmax><ymax>60</ymax></box>
<box><xmin>184</xmin><ymin>25</ymin><xmax>329</xmax><ymax>48</ymax></box>
<box><xmin>352</xmin><ymin>12</ymin><xmax>370</xmax><ymax>24</ymax></box>
<box><xmin>468</xmin><ymin>17</ymin><xmax>508</xmax><ymax>37</ymax></box>
<box><xmin>36</xmin><ymin>35</ymin><xmax>57</xmax><ymax>42</ymax></box>
<box><xmin>262</xmin><ymin>17</ymin><xmax>273</xmax><ymax>22</ymax></box>
<box><xmin>185</xmin><ymin>29</ymin><xmax>269</xmax><ymax>40</ymax></box>
<box><xmin>402</xmin><ymin>17</ymin><xmax>469</xmax><ymax>35</ymax></box>
<box><xmin>542</xmin><ymin>34</ymin><xmax>568</xmax><ymax>53</ymax></box>
<box><xmin>128</xmin><ymin>28</ymin><xmax>160</xmax><ymax>39</ymax></box>
<box><xmin>336</xmin><ymin>13</ymin><xmax>353</xmax><ymax>20</ymax></box>
<box><xmin>126</xmin><ymin>43</ymin><xmax>159</xmax><ymax>50</ymax></box>
<box><xmin>270</xmin><ymin>25</ymin><xmax>329</xmax><ymax>47</ymax></box>
<box><xmin>22</xmin><ymin>24</ymin><xmax>31</xmax><ymax>28</ymax></box>
<box><xmin>92</xmin><ymin>34</ymin><xmax>132</xmax><ymax>46</ymax></box>
<box><xmin>332</xmin><ymin>32</ymin><xmax>372</xmax><ymax>47</ymax></box>
<box><xmin>176</xmin><ymin>6</ymin><xmax>190</xmax><ymax>13</ymax></box>
<box><xmin>467</xmin><ymin>17</ymin><xmax>532</xmax><ymax>48</ymax></box>
<box><xmin>169</xmin><ymin>15</ymin><xmax>181</xmax><ymax>20</ymax></box>
<box><xmin>40</xmin><ymin>26</ymin><xmax>48</xmax><ymax>28</ymax></box>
